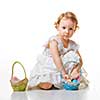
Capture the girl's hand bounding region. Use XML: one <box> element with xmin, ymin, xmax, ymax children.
<box><xmin>61</xmin><ymin>68</ymin><xmax>71</xmax><ymax>82</ymax></box>
<box><xmin>62</xmin><ymin>74</ymin><xmax>71</xmax><ymax>82</ymax></box>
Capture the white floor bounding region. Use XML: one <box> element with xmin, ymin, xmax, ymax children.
<box><xmin>6</xmin><ymin>85</ymin><xmax>100</xmax><ymax>100</ymax></box>
<box><xmin>11</xmin><ymin>88</ymin><xmax>90</xmax><ymax>100</ymax></box>
<box><xmin>0</xmin><ymin>78</ymin><xmax>100</xmax><ymax>100</ymax></box>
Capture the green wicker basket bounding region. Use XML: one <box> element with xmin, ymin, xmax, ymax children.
<box><xmin>10</xmin><ymin>61</ymin><xmax>28</xmax><ymax>92</ymax></box>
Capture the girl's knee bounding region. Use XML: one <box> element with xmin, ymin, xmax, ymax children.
<box><xmin>38</xmin><ymin>82</ymin><xmax>53</xmax><ymax>90</ymax></box>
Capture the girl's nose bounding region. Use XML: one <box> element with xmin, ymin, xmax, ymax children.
<box><xmin>65</xmin><ymin>29</ymin><xmax>68</xmax><ymax>33</ymax></box>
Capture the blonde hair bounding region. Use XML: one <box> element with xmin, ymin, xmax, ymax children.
<box><xmin>54</xmin><ymin>12</ymin><xmax>79</xmax><ymax>30</ymax></box>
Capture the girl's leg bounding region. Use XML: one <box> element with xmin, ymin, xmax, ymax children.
<box><xmin>38</xmin><ymin>82</ymin><xmax>53</xmax><ymax>90</ymax></box>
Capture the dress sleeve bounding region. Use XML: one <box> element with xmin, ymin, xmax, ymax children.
<box><xmin>48</xmin><ymin>36</ymin><xmax>63</xmax><ymax>53</ymax></box>
<box><xmin>70</xmin><ymin>40</ymin><xmax>80</xmax><ymax>52</ymax></box>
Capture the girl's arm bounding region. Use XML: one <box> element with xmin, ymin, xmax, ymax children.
<box><xmin>77</xmin><ymin>51</ymin><xmax>83</xmax><ymax>66</ymax></box>
<box><xmin>70</xmin><ymin>51</ymin><xmax>83</xmax><ymax>79</ymax></box>
<box><xmin>76</xmin><ymin>51</ymin><xmax>83</xmax><ymax>72</ymax></box>
<box><xmin>49</xmin><ymin>40</ymin><xmax>71</xmax><ymax>81</ymax></box>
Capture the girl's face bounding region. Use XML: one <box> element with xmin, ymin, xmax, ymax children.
<box><xmin>57</xmin><ymin>18</ymin><xmax>76</xmax><ymax>40</ymax></box>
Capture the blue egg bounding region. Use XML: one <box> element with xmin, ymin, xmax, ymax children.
<box><xmin>72</xmin><ymin>79</ymin><xmax>78</xmax><ymax>83</ymax></box>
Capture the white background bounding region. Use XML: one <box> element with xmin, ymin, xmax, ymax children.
<box><xmin>0</xmin><ymin>0</ymin><xmax>100</xmax><ymax>100</ymax></box>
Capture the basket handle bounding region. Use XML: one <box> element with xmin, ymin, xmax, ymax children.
<box><xmin>11</xmin><ymin>61</ymin><xmax>27</xmax><ymax>79</ymax></box>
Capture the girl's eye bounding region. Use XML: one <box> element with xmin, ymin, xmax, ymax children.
<box><xmin>69</xmin><ymin>28</ymin><xmax>73</xmax><ymax>31</ymax></box>
<box><xmin>62</xmin><ymin>27</ymin><xmax>66</xmax><ymax>29</ymax></box>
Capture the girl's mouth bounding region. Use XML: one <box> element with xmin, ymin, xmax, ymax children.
<box><xmin>63</xmin><ymin>34</ymin><xmax>69</xmax><ymax>38</ymax></box>
<box><xmin>63</xmin><ymin>35</ymin><xmax>69</xmax><ymax>40</ymax></box>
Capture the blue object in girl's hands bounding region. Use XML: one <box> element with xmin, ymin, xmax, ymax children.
<box><xmin>63</xmin><ymin>79</ymin><xmax>80</xmax><ymax>90</ymax></box>
<box><xmin>72</xmin><ymin>79</ymin><xmax>78</xmax><ymax>83</ymax></box>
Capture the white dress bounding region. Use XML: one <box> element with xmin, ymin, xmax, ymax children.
<box><xmin>29</xmin><ymin>36</ymin><xmax>89</xmax><ymax>89</ymax></box>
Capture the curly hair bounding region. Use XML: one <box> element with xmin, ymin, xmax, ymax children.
<box><xmin>54</xmin><ymin>12</ymin><xmax>79</xmax><ymax>30</ymax></box>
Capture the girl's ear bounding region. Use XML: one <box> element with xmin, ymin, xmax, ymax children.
<box><xmin>74</xmin><ymin>26</ymin><xmax>79</xmax><ymax>33</ymax></box>
<box><xmin>75</xmin><ymin>26</ymin><xmax>79</xmax><ymax>31</ymax></box>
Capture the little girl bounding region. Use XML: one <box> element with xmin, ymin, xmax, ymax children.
<box><xmin>28</xmin><ymin>11</ymin><xmax>89</xmax><ymax>90</ymax></box>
